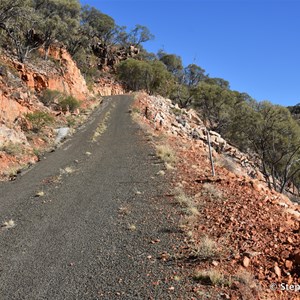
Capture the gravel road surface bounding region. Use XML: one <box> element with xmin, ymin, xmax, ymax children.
<box><xmin>0</xmin><ymin>95</ymin><xmax>189</xmax><ymax>300</ymax></box>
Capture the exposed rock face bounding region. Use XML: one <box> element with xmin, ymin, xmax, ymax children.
<box><xmin>0</xmin><ymin>91</ymin><xmax>30</xmax><ymax>124</ymax></box>
<box><xmin>0</xmin><ymin>125</ymin><xmax>28</xmax><ymax>147</ymax></box>
<box><xmin>92</xmin><ymin>77</ymin><xmax>125</xmax><ymax>96</ymax></box>
<box><xmin>92</xmin><ymin>43</ymin><xmax>140</xmax><ymax>70</ymax></box>
<box><xmin>6</xmin><ymin>45</ymin><xmax>89</xmax><ymax>101</ymax></box>
<box><xmin>47</xmin><ymin>45</ymin><xmax>89</xmax><ymax>100</ymax></box>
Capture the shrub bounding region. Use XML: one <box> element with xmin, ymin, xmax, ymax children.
<box><xmin>192</xmin><ymin>236</ymin><xmax>220</xmax><ymax>260</ymax></box>
<box><xmin>174</xmin><ymin>188</ymin><xmax>193</xmax><ymax>208</ymax></box>
<box><xmin>156</xmin><ymin>144</ymin><xmax>177</xmax><ymax>165</ymax></box>
<box><xmin>0</xmin><ymin>142</ymin><xmax>23</xmax><ymax>156</ymax></box>
<box><xmin>26</xmin><ymin>111</ymin><xmax>54</xmax><ymax>132</ymax></box>
<box><xmin>59</xmin><ymin>96</ymin><xmax>80</xmax><ymax>112</ymax></box>
<box><xmin>194</xmin><ymin>269</ymin><xmax>231</xmax><ymax>286</ymax></box>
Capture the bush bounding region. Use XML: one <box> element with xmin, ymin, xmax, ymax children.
<box><xmin>59</xmin><ymin>96</ymin><xmax>81</xmax><ymax>112</ymax></box>
<box><xmin>156</xmin><ymin>144</ymin><xmax>177</xmax><ymax>165</ymax></box>
<box><xmin>26</xmin><ymin>111</ymin><xmax>54</xmax><ymax>132</ymax></box>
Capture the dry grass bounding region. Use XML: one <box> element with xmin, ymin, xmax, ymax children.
<box><xmin>174</xmin><ymin>188</ymin><xmax>200</xmax><ymax>218</ymax></box>
<box><xmin>216</xmin><ymin>155</ymin><xmax>243</xmax><ymax>176</ymax></box>
<box><xmin>194</xmin><ymin>269</ymin><xmax>231</xmax><ymax>286</ymax></box>
<box><xmin>185</xmin><ymin>206</ymin><xmax>200</xmax><ymax>216</ymax></box>
<box><xmin>60</xmin><ymin>166</ymin><xmax>76</xmax><ymax>175</ymax></box>
<box><xmin>2</xmin><ymin>219</ymin><xmax>16</xmax><ymax>229</ymax></box>
<box><xmin>35</xmin><ymin>191</ymin><xmax>45</xmax><ymax>197</ymax></box>
<box><xmin>191</xmin><ymin>236</ymin><xmax>220</xmax><ymax>260</ymax></box>
<box><xmin>234</xmin><ymin>270</ymin><xmax>257</xmax><ymax>288</ymax></box>
<box><xmin>157</xmin><ymin>170</ymin><xmax>165</xmax><ymax>176</ymax></box>
<box><xmin>202</xmin><ymin>183</ymin><xmax>223</xmax><ymax>200</ymax></box>
<box><xmin>1</xmin><ymin>142</ymin><xmax>24</xmax><ymax>156</ymax></box>
<box><xmin>92</xmin><ymin>111</ymin><xmax>111</xmax><ymax>141</ymax></box>
<box><xmin>156</xmin><ymin>144</ymin><xmax>177</xmax><ymax>165</ymax></box>
<box><xmin>174</xmin><ymin>188</ymin><xmax>193</xmax><ymax>208</ymax></box>
<box><xmin>179</xmin><ymin>214</ymin><xmax>199</xmax><ymax>229</ymax></box>
<box><xmin>127</xmin><ymin>224</ymin><xmax>137</xmax><ymax>231</ymax></box>
<box><xmin>234</xmin><ymin>270</ymin><xmax>260</xmax><ymax>300</ymax></box>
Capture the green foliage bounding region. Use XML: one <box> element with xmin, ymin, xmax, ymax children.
<box><xmin>26</xmin><ymin>111</ymin><xmax>54</xmax><ymax>132</ymax></box>
<box><xmin>81</xmin><ymin>5</ymin><xmax>116</xmax><ymax>43</ymax></box>
<box><xmin>0</xmin><ymin>1</ymin><xmax>41</xmax><ymax>62</ymax></box>
<box><xmin>191</xmin><ymin>82</ymin><xmax>237</xmax><ymax>129</ymax></box>
<box><xmin>33</xmin><ymin>0</ymin><xmax>81</xmax><ymax>57</ymax></box>
<box><xmin>204</xmin><ymin>77</ymin><xmax>230</xmax><ymax>89</ymax></box>
<box><xmin>149</xmin><ymin>60</ymin><xmax>175</xmax><ymax>96</ymax></box>
<box><xmin>184</xmin><ymin>64</ymin><xmax>207</xmax><ymax>87</ymax></box>
<box><xmin>66</xmin><ymin>116</ymin><xmax>76</xmax><ymax>127</ymax></box>
<box><xmin>158</xmin><ymin>51</ymin><xmax>183</xmax><ymax>77</ymax></box>
<box><xmin>243</xmin><ymin>102</ymin><xmax>300</xmax><ymax>192</ymax></box>
<box><xmin>59</xmin><ymin>95</ymin><xmax>80</xmax><ymax>112</ymax></box>
<box><xmin>125</xmin><ymin>25</ymin><xmax>154</xmax><ymax>46</ymax></box>
<box><xmin>117</xmin><ymin>58</ymin><xmax>152</xmax><ymax>91</ymax></box>
<box><xmin>39</xmin><ymin>89</ymin><xmax>80</xmax><ymax>112</ymax></box>
<box><xmin>117</xmin><ymin>58</ymin><xmax>174</xmax><ymax>96</ymax></box>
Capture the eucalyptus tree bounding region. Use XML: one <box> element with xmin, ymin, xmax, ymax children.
<box><xmin>32</xmin><ymin>0</ymin><xmax>81</xmax><ymax>59</ymax></box>
<box><xmin>0</xmin><ymin>0</ymin><xmax>41</xmax><ymax>62</ymax></box>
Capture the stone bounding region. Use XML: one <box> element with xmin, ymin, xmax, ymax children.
<box><xmin>274</xmin><ymin>265</ymin><xmax>281</xmax><ymax>278</ymax></box>
<box><xmin>243</xmin><ymin>256</ymin><xmax>250</xmax><ymax>268</ymax></box>
<box><xmin>294</xmin><ymin>250</ymin><xmax>300</xmax><ymax>266</ymax></box>
<box><xmin>285</xmin><ymin>260</ymin><xmax>293</xmax><ymax>270</ymax></box>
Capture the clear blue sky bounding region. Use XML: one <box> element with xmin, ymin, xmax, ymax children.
<box><xmin>80</xmin><ymin>0</ymin><xmax>300</xmax><ymax>107</ymax></box>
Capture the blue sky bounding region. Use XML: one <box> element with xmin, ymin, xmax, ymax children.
<box><xmin>80</xmin><ymin>0</ymin><xmax>300</xmax><ymax>106</ymax></box>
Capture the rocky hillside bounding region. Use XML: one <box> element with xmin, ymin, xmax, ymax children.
<box><xmin>132</xmin><ymin>92</ymin><xmax>300</xmax><ymax>300</ymax></box>
<box><xmin>0</xmin><ymin>45</ymin><xmax>124</xmax><ymax>180</ymax></box>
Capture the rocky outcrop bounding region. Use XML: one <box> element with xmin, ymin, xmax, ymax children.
<box><xmin>46</xmin><ymin>45</ymin><xmax>89</xmax><ymax>100</ymax></box>
<box><xmin>92</xmin><ymin>43</ymin><xmax>139</xmax><ymax>70</ymax></box>
<box><xmin>4</xmin><ymin>44</ymin><xmax>89</xmax><ymax>101</ymax></box>
<box><xmin>0</xmin><ymin>91</ymin><xmax>30</xmax><ymax>125</ymax></box>
<box><xmin>0</xmin><ymin>125</ymin><xmax>28</xmax><ymax>147</ymax></box>
<box><xmin>92</xmin><ymin>77</ymin><xmax>125</xmax><ymax>96</ymax></box>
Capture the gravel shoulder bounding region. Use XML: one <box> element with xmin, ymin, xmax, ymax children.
<box><xmin>0</xmin><ymin>95</ymin><xmax>190</xmax><ymax>300</ymax></box>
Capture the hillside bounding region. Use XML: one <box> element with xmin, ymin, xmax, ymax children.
<box><xmin>132</xmin><ymin>92</ymin><xmax>300</xmax><ymax>299</ymax></box>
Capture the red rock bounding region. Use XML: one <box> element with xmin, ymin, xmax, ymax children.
<box><xmin>285</xmin><ymin>260</ymin><xmax>293</xmax><ymax>270</ymax></box>
<box><xmin>281</xmin><ymin>250</ymin><xmax>290</xmax><ymax>259</ymax></box>
<box><xmin>288</xmin><ymin>275</ymin><xmax>293</xmax><ymax>285</ymax></box>
<box><xmin>274</xmin><ymin>265</ymin><xmax>281</xmax><ymax>278</ymax></box>
<box><xmin>294</xmin><ymin>250</ymin><xmax>300</xmax><ymax>266</ymax></box>
<box><xmin>243</xmin><ymin>256</ymin><xmax>250</xmax><ymax>268</ymax></box>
